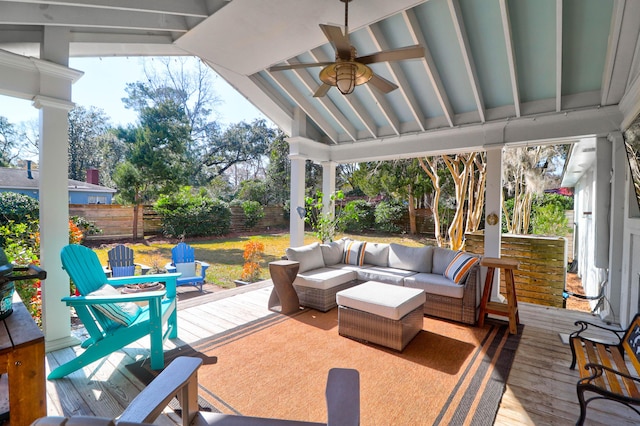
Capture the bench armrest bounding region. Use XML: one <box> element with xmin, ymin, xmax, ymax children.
<box><xmin>118</xmin><ymin>356</ymin><xmax>203</xmax><ymax>426</ymax></box>
<box><xmin>570</xmin><ymin>320</ymin><xmax>625</xmax><ymax>345</ymax></box>
<box><xmin>326</xmin><ymin>368</ymin><xmax>360</xmax><ymax>426</ymax></box>
<box><xmin>581</xmin><ymin>362</ymin><xmax>640</xmax><ymax>385</ymax></box>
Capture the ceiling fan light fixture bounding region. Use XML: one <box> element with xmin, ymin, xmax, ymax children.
<box><xmin>336</xmin><ymin>62</ymin><xmax>356</xmax><ymax>94</ymax></box>
<box><xmin>319</xmin><ymin>61</ymin><xmax>373</xmax><ymax>95</ymax></box>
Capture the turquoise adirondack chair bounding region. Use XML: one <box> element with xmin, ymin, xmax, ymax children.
<box><xmin>164</xmin><ymin>242</ymin><xmax>209</xmax><ymax>292</ymax></box>
<box><xmin>47</xmin><ymin>244</ymin><xmax>180</xmax><ymax>380</ymax></box>
<box><xmin>103</xmin><ymin>244</ymin><xmax>151</xmax><ymax>277</ymax></box>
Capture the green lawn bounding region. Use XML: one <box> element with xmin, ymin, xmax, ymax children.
<box><xmin>92</xmin><ymin>232</ymin><xmax>433</xmax><ymax>289</ymax></box>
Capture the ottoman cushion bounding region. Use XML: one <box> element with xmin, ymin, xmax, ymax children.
<box><xmin>336</xmin><ymin>281</ymin><xmax>426</xmax><ymax>321</ymax></box>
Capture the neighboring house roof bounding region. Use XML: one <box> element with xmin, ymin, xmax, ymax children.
<box><xmin>0</xmin><ymin>167</ymin><xmax>116</xmax><ymax>194</ymax></box>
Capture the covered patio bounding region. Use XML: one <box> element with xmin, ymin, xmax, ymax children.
<box><xmin>0</xmin><ymin>0</ymin><xmax>639</xmax><ymax>424</ymax></box>
<box><xmin>43</xmin><ymin>282</ymin><xmax>639</xmax><ymax>425</ymax></box>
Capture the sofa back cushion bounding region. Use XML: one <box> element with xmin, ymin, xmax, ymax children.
<box><xmin>286</xmin><ymin>242</ymin><xmax>325</xmax><ymax>273</ymax></box>
<box><xmin>343</xmin><ymin>240</ymin><xmax>367</xmax><ymax>266</ymax></box>
<box><xmin>387</xmin><ymin>244</ymin><xmax>433</xmax><ymax>273</ymax></box>
<box><xmin>444</xmin><ymin>251</ymin><xmax>479</xmax><ymax>284</ymax></box>
<box><xmin>432</xmin><ymin>247</ymin><xmax>459</xmax><ymax>275</ymax></box>
<box><xmin>320</xmin><ymin>240</ymin><xmax>345</xmax><ymax>266</ymax></box>
<box><xmin>364</xmin><ymin>243</ymin><xmax>389</xmax><ymax>267</ymax></box>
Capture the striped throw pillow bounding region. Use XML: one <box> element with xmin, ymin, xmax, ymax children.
<box><xmin>88</xmin><ymin>284</ymin><xmax>142</xmax><ymax>326</ymax></box>
<box><xmin>343</xmin><ymin>240</ymin><xmax>367</xmax><ymax>266</ymax></box>
<box><xmin>444</xmin><ymin>252</ymin><xmax>479</xmax><ymax>284</ymax></box>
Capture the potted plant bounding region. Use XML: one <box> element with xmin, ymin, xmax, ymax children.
<box><xmin>235</xmin><ymin>241</ymin><xmax>265</xmax><ymax>286</ymax></box>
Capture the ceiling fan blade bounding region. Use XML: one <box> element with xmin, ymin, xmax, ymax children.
<box><xmin>320</xmin><ymin>24</ymin><xmax>351</xmax><ymax>59</ymax></box>
<box><xmin>313</xmin><ymin>83</ymin><xmax>332</xmax><ymax>98</ymax></box>
<box><xmin>269</xmin><ymin>62</ymin><xmax>334</xmax><ymax>72</ymax></box>
<box><xmin>368</xmin><ymin>74</ymin><xmax>398</xmax><ymax>94</ymax></box>
<box><xmin>357</xmin><ymin>45</ymin><xmax>425</xmax><ymax>65</ymax></box>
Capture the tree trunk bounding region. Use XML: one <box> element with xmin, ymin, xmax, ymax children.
<box><xmin>408</xmin><ymin>185</ymin><xmax>417</xmax><ymax>234</ymax></box>
<box><xmin>419</xmin><ymin>157</ymin><xmax>444</xmax><ymax>247</ymax></box>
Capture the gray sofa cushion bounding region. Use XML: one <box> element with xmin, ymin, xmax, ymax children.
<box><xmin>364</xmin><ymin>243</ymin><xmax>389</xmax><ymax>267</ymax></box>
<box><xmin>293</xmin><ymin>267</ymin><xmax>357</xmax><ymax>290</ymax></box>
<box><xmin>320</xmin><ymin>240</ymin><xmax>344</xmax><ymax>266</ymax></box>
<box><xmin>404</xmin><ymin>273</ymin><xmax>466</xmax><ymax>299</ymax></box>
<box><xmin>387</xmin><ymin>244</ymin><xmax>433</xmax><ymax>273</ymax></box>
<box><xmin>432</xmin><ymin>247</ymin><xmax>459</xmax><ymax>275</ymax></box>
<box><xmin>356</xmin><ymin>266</ymin><xmax>416</xmax><ymax>286</ymax></box>
<box><xmin>328</xmin><ymin>263</ymin><xmax>372</xmax><ymax>272</ymax></box>
<box><xmin>286</xmin><ymin>242</ymin><xmax>325</xmax><ymax>273</ymax></box>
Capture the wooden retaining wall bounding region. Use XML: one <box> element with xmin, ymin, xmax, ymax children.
<box><xmin>465</xmin><ymin>231</ymin><xmax>567</xmax><ymax>308</ymax></box>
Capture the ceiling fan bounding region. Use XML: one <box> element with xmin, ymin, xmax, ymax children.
<box><xmin>268</xmin><ymin>0</ymin><xmax>425</xmax><ymax>97</ymax></box>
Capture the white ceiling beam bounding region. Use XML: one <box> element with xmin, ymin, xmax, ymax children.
<box><xmin>0</xmin><ymin>3</ymin><xmax>189</xmax><ymax>32</ymax></box>
<box><xmin>403</xmin><ymin>9</ymin><xmax>454</xmax><ymax>127</ymax></box>
<box><xmin>267</xmin><ymin>70</ymin><xmax>340</xmax><ymax>144</ymax></box>
<box><xmin>284</xmin><ymin>63</ymin><xmax>359</xmax><ymax>142</ymax></box>
<box><xmin>555</xmin><ymin>0</ymin><xmax>562</xmax><ymax>112</ymax></box>
<box><xmin>366</xmin><ymin>23</ymin><xmax>426</xmax><ymax>132</ymax></box>
<box><xmin>499</xmin><ymin>0</ymin><xmax>520</xmax><ymax>118</ymax></box>
<box><xmin>4</xmin><ymin>0</ymin><xmax>210</xmax><ymax>17</ymax></box>
<box><xmin>308</xmin><ymin>47</ymin><xmax>378</xmax><ymax>139</ymax></box>
<box><xmin>328</xmin><ymin>106</ymin><xmax>622</xmax><ymax>164</ymax></box>
<box><xmin>363</xmin><ymin>82</ymin><xmax>400</xmax><ymax>136</ymax></box>
<box><xmin>448</xmin><ymin>0</ymin><xmax>485</xmax><ymax>123</ymax></box>
<box><xmin>600</xmin><ymin>0</ymin><xmax>625</xmax><ymax>106</ymax></box>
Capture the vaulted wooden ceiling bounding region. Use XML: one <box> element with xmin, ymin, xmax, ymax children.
<box><xmin>1</xmin><ymin>0</ymin><xmax>639</xmax><ymax>164</ymax></box>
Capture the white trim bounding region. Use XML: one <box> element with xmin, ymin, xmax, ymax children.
<box><xmin>499</xmin><ymin>0</ymin><xmax>520</xmax><ymax>118</ymax></box>
<box><xmin>33</xmin><ymin>95</ymin><xmax>76</xmax><ymax>110</ymax></box>
<box><xmin>620</xmin><ymin>72</ymin><xmax>640</xmax><ymax>129</ymax></box>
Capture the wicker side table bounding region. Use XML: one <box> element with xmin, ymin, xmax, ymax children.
<box><xmin>268</xmin><ymin>260</ymin><xmax>300</xmax><ymax>315</ymax></box>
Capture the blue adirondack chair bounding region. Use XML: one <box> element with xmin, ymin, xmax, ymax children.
<box><xmin>164</xmin><ymin>242</ymin><xmax>209</xmax><ymax>292</ymax></box>
<box><xmin>103</xmin><ymin>244</ymin><xmax>151</xmax><ymax>277</ymax></box>
<box><xmin>47</xmin><ymin>244</ymin><xmax>180</xmax><ymax>380</ymax></box>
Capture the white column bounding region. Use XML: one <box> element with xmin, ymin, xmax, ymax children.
<box><xmin>321</xmin><ymin>161</ymin><xmax>337</xmax><ymax>217</ymax></box>
<box><xmin>37</xmin><ymin>27</ymin><xmax>78</xmax><ymax>350</ymax></box>
<box><xmin>289</xmin><ymin>156</ymin><xmax>306</xmax><ymax>247</ymax></box>
<box><xmin>484</xmin><ymin>146</ymin><xmax>504</xmax><ymax>301</ymax></box>
<box><xmin>606</xmin><ymin>132</ymin><xmax>625</xmax><ymax>324</ymax></box>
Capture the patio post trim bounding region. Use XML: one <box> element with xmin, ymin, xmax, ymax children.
<box><xmin>289</xmin><ymin>156</ymin><xmax>306</xmax><ymax>247</ymax></box>
<box><xmin>322</xmin><ymin>161</ymin><xmax>336</xmax><ymax>218</ymax></box>
<box><xmin>484</xmin><ymin>145</ymin><xmax>504</xmax><ymax>302</ymax></box>
<box><xmin>37</xmin><ymin>27</ymin><xmax>80</xmax><ymax>350</ymax></box>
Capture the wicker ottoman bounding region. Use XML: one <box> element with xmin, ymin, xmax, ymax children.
<box><xmin>336</xmin><ymin>281</ymin><xmax>426</xmax><ymax>351</ymax></box>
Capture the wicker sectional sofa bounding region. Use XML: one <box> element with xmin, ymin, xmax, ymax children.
<box><xmin>285</xmin><ymin>239</ymin><xmax>482</xmax><ymax>325</ymax></box>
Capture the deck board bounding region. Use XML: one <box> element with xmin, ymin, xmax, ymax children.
<box><xmin>40</xmin><ymin>283</ymin><xmax>640</xmax><ymax>425</ymax></box>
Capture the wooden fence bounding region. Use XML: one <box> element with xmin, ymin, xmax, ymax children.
<box><xmin>465</xmin><ymin>231</ymin><xmax>567</xmax><ymax>308</ymax></box>
<box><xmin>73</xmin><ymin>204</ymin><xmax>290</xmax><ymax>240</ymax></box>
<box><xmin>70</xmin><ymin>204</ymin><xmax>143</xmax><ymax>240</ymax></box>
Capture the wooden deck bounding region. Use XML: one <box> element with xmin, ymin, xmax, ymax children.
<box><xmin>41</xmin><ymin>282</ymin><xmax>640</xmax><ymax>425</ymax></box>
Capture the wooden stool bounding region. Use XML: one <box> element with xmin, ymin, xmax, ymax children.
<box><xmin>268</xmin><ymin>260</ymin><xmax>300</xmax><ymax>315</ymax></box>
<box><xmin>478</xmin><ymin>257</ymin><xmax>520</xmax><ymax>334</ymax></box>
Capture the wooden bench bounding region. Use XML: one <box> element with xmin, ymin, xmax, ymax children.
<box><xmin>569</xmin><ymin>313</ymin><xmax>640</xmax><ymax>425</ymax></box>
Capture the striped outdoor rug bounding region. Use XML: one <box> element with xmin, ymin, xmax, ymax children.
<box><xmin>128</xmin><ymin>309</ymin><xmax>522</xmax><ymax>425</ymax></box>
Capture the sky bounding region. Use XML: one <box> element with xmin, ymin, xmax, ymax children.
<box><xmin>0</xmin><ymin>56</ymin><xmax>267</xmax><ymax>128</ymax></box>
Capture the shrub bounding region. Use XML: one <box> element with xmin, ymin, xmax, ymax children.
<box><xmin>155</xmin><ymin>187</ymin><xmax>231</xmax><ymax>238</ymax></box>
<box><xmin>0</xmin><ymin>192</ymin><xmax>39</xmax><ymax>225</ymax></box>
<box><xmin>343</xmin><ymin>200</ymin><xmax>375</xmax><ymax>233</ymax></box>
<box><xmin>304</xmin><ymin>191</ymin><xmax>360</xmax><ymax>242</ymax></box>
<box><xmin>532</xmin><ymin>203</ymin><xmax>571</xmax><ymax>236</ymax></box>
<box><xmin>240</xmin><ymin>240</ymin><xmax>264</xmax><ymax>282</ymax></box>
<box><xmin>374</xmin><ymin>200</ymin><xmax>405</xmax><ymax>233</ymax></box>
<box><xmin>242</xmin><ymin>200</ymin><xmax>265</xmax><ymax>229</ymax></box>
<box><xmin>71</xmin><ymin>215</ymin><xmax>102</xmax><ymax>239</ymax></box>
